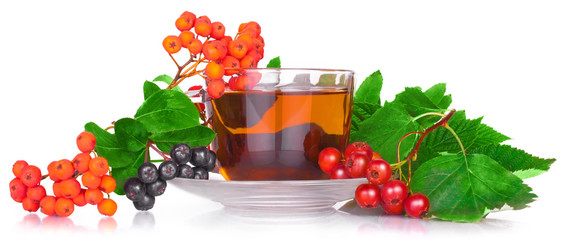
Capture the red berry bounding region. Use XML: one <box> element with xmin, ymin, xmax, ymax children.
<box><xmin>194</xmin><ymin>17</ymin><xmax>212</xmax><ymax>37</ymax></box>
<box><xmin>51</xmin><ymin>159</ymin><xmax>75</xmax><ymax>180</ymax></box>
<box><xmin>345</xmin><ymin>142</ymin><xmax>373</xmax><ymax>160</ymax></box>
<box><xmin>39</xmin><ymin>196</ymin><xmax>57</xmax><ymax>216</ymax></box>
<box><xmin>345</xmin><ymin>152</ymin><xmax>369</xmax><ymax>178</ymax></box>
<box><xmin>330</xmin><ymin>163</ymin><xmax>351</xmax><ymax>179</ymax></box>
<box><xmin>380</xmin><ymin>180</ymin><xmax>409</xmax><ymax>211</ymax></box>
<box><xmin>222</xmin><ymin>56</ymin><xmax>241</xmax><ymax>76</ymax></box>
<box><xmin>382</xmin><ymin>201</ymin><xmax>404</xmax><ymax>215</ymax></box>
<box><xmin>210</xmin><ymin>22</ymin><xmax>225</xmax><ymax>39</ymax></box>
<box><xmin>355</xmin><ymin>183</ymin><xmax>381</xmax><ymax>209</ymax></box>
<box><xmin>19</xmin><ymin>165</ymin><xmax>42</xmax><ymax>187</ymax></box>
<box><xmin>175</xmin><ymin>16</ymin><xmax>195</xmax><ymax>31</ymax></box>
<box><xmin>365</xmin><ymin>159</ymin><xmax>392</xmax><ymax>185</ymax></box>
<box><xmin>404</xmin><ymin>193</ymin><xmax>430</xmax><ymax>218</ymax></box>
<box><xmin>77</xmin><ymin>131</ymin><xmax>96</xmax><ymax>153</ymax></box>
<box><xmin>55</xmin><ymin>198</ymin><xmax>74</xmax><ymax>217</ymax></box>
<box><xmin>89</xmin><ymin>157</ymin><xmax>109</xmax><ymax>176</ymax></box>
<box><xmin>9</xmin><ymin>178</ymin><xmax>27</xmax><ymax>202</ymax></box>
<box><xmin>22</xmin><ymin>197</ymin><xmax>40</xmax><ymax>212</ymax></box>
<box><xmin>72</xmin><ymin>152</ymin><xmax>91</xmax><ymax>173</ymax></box>
<box><xmin>202</xmin><ymin>40</ymin><xmax>227</xmax><ymax>61</ymax></box>
<box><xmin>207</xmin><ymin>80</ymin><xmax>225</xmax><ymax>99</ymax></box>
<box><xmin>12</xmin><ymin>160</ymin><xmax>28</xmax><ymax>177</ymax></box>
<box><xmin>26</xmin><ymin>185</ymin><xmax>46</xmax><ymax>203</ymax></box>
<box><xmin>72</xmin><ymin>189</ymin><xmax>88</xmax><ymax>207</ymax></box>
<box><xmin>318</xmin><ymin>147</ymin><xmax>342</xmax><ymax>174</ymax></box>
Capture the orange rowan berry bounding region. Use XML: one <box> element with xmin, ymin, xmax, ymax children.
<box><xmin>210</xmin><ymin>22</ymin><xmax>226</xmax><ymax>39</ymax></box>
<box><xmin>222</xmin><ymin>56</ymin><xmax>241</xmax><ymax>75</ymax></box>
<box><xmin>39</xmin><ymin>196</ymin><xmax>57</xmax><ymax>216</ymax></box>
<box><xmin>194</xmin><ymin>17</ymin><xmax>212</xmax><ymax>37</ymax></box>
<box><xmin>12</xmin><ymin>160</ymin><xmax>28</xmax><ymax>177</ymax></box>
<box><xmin>256</xmin><ymin>35</ymin><xmax>265</xmax><ymax>47</ymax></box>
<box><xmin>26</xmin><ymin>185</ymin><xmax>46</xmax><ymax>202</ymax></box>
<box><xmin>52</xmin><ymin>181</ymin><xmax>62</xmax><ymax>198</ymax></box>
<box><xmin>162</xmin><ymin>35</ymin><xmax>182</xmax><ymax>54</ymax></box>
<box><xmin>77</xmin><ymin>131</ymin><xmax>96</xmax><ymax>153</ymax></box>
<box><xmin>97</xmin><ymin>198</ymin><xmax>118</xmax><ymax>216</ymax></box>
<box><xmin>240</xmin><ymin>27</ymin><xmax>258</xmax><ymax>38</ymax></box>
<box><xmin>72</xmin><ymin>189</ymin><xmax>87</xmax><ymax>207</ymax></box>
<box><xmin>99</xmin><ymin>175</ymin><xmax>117</xmax><ymax>194</ymax></box>
<box><xmin>72</xmin><ymin>152</ymin><xmax>91</xmax><ymax>173</ymax></box>
<box><xmin>188</xmin><ymin>39</ymin><xmax>203</xmax><ymax>55</ymax></box>
<box><xmin>228</xmin><ymin>39</ymin><xmax>248</xmax><ymax>59</ymax></box>
<box><xmin>220</xmin><ymin>36</ymin><xmax>232</xmax><ymax>48</ymax></box>
<box><xmin>207</xmin><ymin>80</ymin><xmax>225</xmax><ymax>99</ymax></box>
<box><xmin>235</xmin><ymin>75</ymin><xmax>254</xmax><ymax>90</ymax></box>
<box><xmin>22</xmin><ymin>197</ymin><xmax>40</xmax><ymax>212</ymax></box>
<box><xmin>175</xmin><ymin>16</ymin><xmax>195</xmax><ymax>31</ymax></box>
<box><xmin>205</xmin><ymin>62</ymin><xmax>225</xmax><ymax>80</ymax></box>
<box><xmin>240</xmin><ymin>55</ymin><xmax>257</xmax><ymax>68</ymax></box>
<box><xmin>19</xmin><ymin>165</ymin><xmax>41</xmax><ymax>187</ymax></box>
<box><xmin>236</xmin><ymin>33</ymin><xmax>254</xmax><ymax>51</ymax></box>
<box><xmin>10</xmin><ymin>178</ymin><xmax>27</xmax><ymax>203</ymax></box>
<box><xmin>245</xmin><ymin>49</ymin><xmax>263</xmax><ymax>63</ymax></box>
<box><xmin>238</xmin><ymin>23</ymin><xmax>247</xmax><ymax>33</ymax></box>
<box><xmin>179</xmin><ymin>31</ymin><xmax>195</xmax><ymax>48</ymax></box>
<box><xmin>180</xmin><ymin>11</ymin><xmax>196</xmax><ymax>20</ymax></box>
<box><xmin>245</xmin><ymin>71</ymin><xmax>263</xmax><ymax>85</ymax></box>
<box><xmin>51</xmin><ymin>159</ymin><xmax>75</xmax><ymax>180</ymax></box>
<box><xmin>228</xmin><ymin>76</ymin><xmax>238</xmax><ymax>90</ymax></box>
<box><xmin>252</xmin><ymin>38</ymin><xmax>264</xmax><ymax>55</ymax></box>
<box><xmin>244</xmin><ymin>21</ymin><xmax>261</xmax><ymax>34</ymax></box>
<box><xmin>55</xmin><ymin>198</ymin><xmax>74</xmax><ymax>217</ymax></box>
<box><xmin>89</xmin><ymin>157</ymin><xmax>109</xmax><ymax>176</ymax></box>
<box><xmin>57</xmin><ymin>178</ymin><xmax>81</xmax><ymax>199</ymax></box>
<box><xmin>202</xmin><ymin>40</ymin><xmax>227</xmax><ymax>61</ymax></box>
<box><xmin>85</xmin><ymin>189</ymin><xmax>104</xmax><ymax>205</ymax></box>
<box><xmin>81</xmin><ymin>171</ymin><xmax>101</xmax><ymax>189</ymax></box>
<box><xmin>47</xmin><ymin>161</ymin><xmax>61</xmax><ymax>181</ymax></box>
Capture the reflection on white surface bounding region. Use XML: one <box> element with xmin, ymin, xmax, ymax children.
<box><xmin>132</xmin><ymin>211</ymin><xmax>156</xmax><ymax>229</ymax></box>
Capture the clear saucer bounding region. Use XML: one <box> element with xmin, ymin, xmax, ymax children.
<box><xmin>169</xmin><ymin>174</ymin><xmax>366</xmax><ymax>211</ymax></box>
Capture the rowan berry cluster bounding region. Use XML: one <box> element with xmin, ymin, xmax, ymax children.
<box><xmin>318</xmin><ymin>142</ymin><xmax>430</xmax><ymax>218</ymax></box>
<box><xmin>162</xmin><ymin>11</ymin><xmax>265</xmax><ymax>99</ymax></box>
<box><xmin>9</xmin><ymin>132</ymin><xmax>118</xmax><ymax>217</ymax></box>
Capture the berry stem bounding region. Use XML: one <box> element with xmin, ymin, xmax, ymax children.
<box><xmin>149</xmin><ymin>144</ymin><xmax>171</xmax><ymax>161</ymax></box>
<box><xmin>405</xmin><ymin>109</ymin><xmax>456</xmax><ymax>162</ymax></box>
<box><xmin>169</xmin><ymin>53</ymin><xmax>181</xmax><ymax>70</ymax></box>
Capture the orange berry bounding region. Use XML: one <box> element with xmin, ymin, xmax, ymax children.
<box><xmin>256</xmin><ymin>35</ymin><xmax>265</xmax><ymax>47</ymax></box>
<box><xmin>12</xmin><ymin>160</ymin><xmax>28</xmax><ymax>178</ymax></box>
<box><xmin>202</xmin><ymin>40</ymin><xmax>227</xmax><ymax>61</ymax></box>
<box><xmin>99</xmin><ymin>175</ymin><xmax>117</xmax><ymax>194</ymax></box>
<box><xmin>47</xmin><ymin>161</ymin><xmax>61</xmax><ymax>181</ymax></box>
<box><xmin>97</xmin><ymin>198</ymin><xmax>118</xmax><ymax>216</ymax></box>
<box><xmin>89</xmin><ymin>157</ymin><xmax>109</xmax><ymax>176</ymax></box>
<box><xmin>244</xmin><ymin>21</ymin><xmax>261</xmax><ymax>34</ymax></box>
<box><xmin>252</xmin><ymin>38</ymin><xmax>264</xmax><ymax>56</ymax></box>
<box><xmin>10</xmin><ymin>178</ymin><xmax>27</xmax><ymax>203</ymax></box>
<box><xmin>72</xmin><ymin>152</ymin><xmax>91</xmax><ymax>173</ymax></box>
<box><xmin>81</xmin><ymin>171</ymin><xmax>101</xmax><ymax>189</ymax></box>
<box><xmin>55</xmin><ymin>198</ymin><xmax>74</xmax><ymax>217</ymax></box>
<box><xmin>19</xmin><ymin>165</ymin><xmax>41</xmax><ymax>187</ymax></box>
<box><xmin>85</xmin><ymin>189</ymin><xmax>104</xmax><ymax>205</ymax></box>
<box><xmin>162</xmin><ymin>35</ymin><xmax>182</xmax><ymax>54</ymax></box>
<box><xmin>222</xmin><ymin>56</ymin><xmax>241</xmax><ymax>76</ymax></box>
<box><xmin>22</xmin><ymin>197</ymin><xmax>40</xmax><ymax>212</ymax></box>
<box><xmin>26</xmin><ymin>185</ymin><xmax>46</xmax><ymax>202</ymax></box>
<box><xmin>236</xmin><ymin>33</ymin><xmax>254</xmax><ymax>51</ymax></box>
<box><xmin>52</xmin><ymin>181</ymin><xmax>62</xmax><ymax>198</ymax></box>
<box><xmin>228</xmin><ymin>39</ymin><xmax>248</xmax><ymax>59</ymax></box>
<box><xmin>245</xmin><ymin>49</ymin><xmax>263</xmax><ymax>63</ymax></box>
<box><xmin>194</xmin><ymin>17</ymin><xmax>212</xmax><ymax>37</ymax></box>
<box><xmin>188</xmin><ymin>39</ymin><xmax>203</xmax><ymax>55</ymax></box>
<box><xmin>220</xmin><ymin>36</ymin><xmax>232</xmax><ymax>48</ymax></box>
<box><xmin>77</xmin><ymin>131</ymin><xmax>96</xmax><ymax>153</ymax></box>
<box><xmin>179</xmin><ymin>31</ymin><xmax>195</xmax><ymax>48</ymax></box>
<box><xmin>240</xmin><ymin>27</ymin><xmax>258</xmax><ymax>38</ymax></box>
<box><xmin>175</xmin><ymin>16</ymin><xmax>194</xmax><ymax>31</ymax></box>
<box><xmin>210</xmin><ymin>22</ymin><xmax>225</xmax><ymax>39</ymax></box>
<box><xmin>205</xmin><ymin>62</ymin><xmax>225</xmax><ymax>80</ymax></box>
<box><xmin>180</xmin><ymin>11</ymin><xmax>196</xmax><ymax>20</ymax></box>
<box><xmin>240</xmin><ymin>55</ymin><xmax>257</xmax><ymax>68</ymax></box>
<box><xmin>72</xmin><ymin>189</ymin><xmax>87</xmax><ymax>207</ymax></box>
<box><xmin>51</xmin><ymin>159</ymin><xmax>75</xmax><ymax>180</ymax></box>
<box><xmin>207</xmin><ymin>80</ymin><xmax>225</xmax><ymax>99</ymax></box>
<box><xmin>235</xmin><ymin>75</ymin><xmax>256</xmax><ymax>90</ymax></box>
<box><xmin>58</xmin><ymin>178</ymin><xmax>81</xmax><ymax>199</ymax></box>
<box><xmin>238</xmin><ymin>23</ymin><xmax>247</xmax><ymax>33</ymax></box>
<box><xmin>39</xmin><ymin>196</ymin><xmax>57</xmax><ymax>216</ymax></box>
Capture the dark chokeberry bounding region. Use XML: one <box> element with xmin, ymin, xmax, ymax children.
<box><xmin>190</xmin><ymin>147</ymin><xmax>209</xmax><ymax>167</ymax></box>
<box><xmin>124</xmin><ymin>178</ymin><xmax>146</xmax><ymax>202</ymax></box>
<box><xmin>138</xmin><ymin>162</ymin><xmax>159</xmax><ymax>184</ymax></box>
<box><xmin>193</xmin><ymin>167</ymin><xmax>209</xmax><ymax>180</ymax></box>
<box><xmin>170</xmin><ymin>143</ymin><xmax>192</xmax><ymax>165</ymax></box>
<box><xmin>177</xmin><ymin>164</ymin><xmax>195</xmax><ymax>179</ymax></box>
<box><xmin>146</xmin><ymin>179</ymin><xmax>167</xmax><ymax>197</ymax></box>
<box><xmin>133</xmin><ymin>194</ymin><xmax>155</xmax><ymax>211</ymax></box>
<box><xmin>158</xmin><ymin>161</ymin><xmax>178</xmax><ymax>181</ymax></box>
<box><xmin>205</xmin><ymin>151</ymin><xmax>217</xmax><ymax>171</ymax></box>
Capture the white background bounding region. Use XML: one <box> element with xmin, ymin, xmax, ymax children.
<box><xmin>1</xmin><ymin>0</ymin><xmax>564</xmax><ymax>239</ymax></box>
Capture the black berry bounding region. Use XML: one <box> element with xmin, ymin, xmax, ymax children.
<box><xmin>190</xmin><ymin>147</ymin><xmax>209</xmax><ymax>167</ymax></box>
<box><xmin>158</xmin><ymin>161</ymin><xmax>178</xmax><ymax>180</ymax></box>
<box><xmin>205</xmin><ymin>150</ymin><xmax>217</xmax><ymax>171</ymax></box>
<box><xmin>124</xmin><ymin>177</ymin><xmax>146</xmax><ymax>202</ymax></box>
<box><xmin>146</xmin><ymin>178</ymin><xmax>167</xmax><ymax>197</ymax></box>
<box><xmin>170</xmin><ymin>143</ymin><xmax>191</xmax><ymax>165</ymax></box>
<box><xmin>133</xmin><ymin>194</ymin><xmax>155</xmax><ymax>211</ymax></box>
<box><xmin>138</xmin><ymin>162</ymin><xmax>159</xmax><ymax>183</ymax></box>
<box><xmin>177</xmin><ymin>164</ymin><xmax>195</xmax><ymax>179</ymax></box>
<box><xmin>193</xmin><ymin>167</ymin><xmax>209</xmax><ymax>180</ymax></box>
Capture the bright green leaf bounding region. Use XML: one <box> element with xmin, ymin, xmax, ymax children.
<box><xmin>354</xmin><ymin>70</ymin><xmax>383</xmax><ymax>106</ymax></box>
<box><xmin>351</xmin><ymin>102</ymin><xmax>380</xmax><ymax>134</ymax></box>
<box><xmin>114</xmin><ymin>118</ymin><xmax>149</xmax><ymax>152</ymax></box>
<box><xmin>110</xmin><ymin>149</ymin><xmax>146</xmax><ymax>195</ymax></box>
<box><xmin>266</xmin><ymin>56</ymin><xmax>281</xmax><ymax>68</ymax></box>
<box><xmin>152</xmin><ymin>125</ymin><xmax>216</xmax><ymax>153</ymax></box>
<box><xmin>153</xmin><ymin>74</ymin><xmax>182</xmax><ymax>92</ymax></box>
<box><xmin>393</xmin><ymin>87</ymin><xmax>446</xmax><ymax>128</ymax></box>
<box><xmin>85</xmin><ymin>122</ymin><xmax>141</xmax><ymax>169</ymax></box>
<box><xmin>143</xmin><ymin>81</ymin><xmax>161</xmax><ymax>100</ymax></box>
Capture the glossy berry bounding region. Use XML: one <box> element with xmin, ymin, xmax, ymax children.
<box><xmin>138</xmin><ymin>162</ymin><xmax>159</xmax><ymax>184</ymax></box>
<box><xmin>51</xmin><ymin>159</ymin><xmax>75</xmax><ymax>180</ymax></box>
<box><xmin>318</xmin><ymin>147</ymin><xmax>342</xmax><ymax>174</ymax></box>
<box><xmin>22</xmin><ymin>197</ymin><xmax>40</xmax><ymax>212</ymax></box>
<box><xmin>175</xmin><ymin>16</ymin><xmax>194</xmax><ymax>31</ymax></box>
<box><xmin>222</xmin><ymin>56</ymin><xmax>240</xmax><ymax>75</ymax></box>
<box><xmin>190</xmin><ymin>147</ymin><xmax>209</xmax><ymax>167</ymax></box>
<box><xmin>243</xmin><ymin>21</ymin><xmax>261</xmax><ymax>34</ymax></box>
<box><xmin>355</xmin><ymin>183</ymin><xmax>381</xmax><ymax>209</ymax></box>
<box><xmin>404</xmin><ymin>193</ymin><xmax>430</xmax><ymax>218</ymax></box>
<box><xmin>99</xmin><ymin>175</ymin><xmax>117</xmax><ymax>194</ymax></box>
<box><xmin>179</xmin><ymin>31</ymin><xmax>195</xmax><ymax>48</ymax></box>
<box><xmin>194</xmin><ymin>17</ymin><xmax>212</xmax><ymax>37</ymax></box>
<box><xmin>345</xmin><ymin>152</ymin><xmax>369</xmax><ymax>178</ymax></box>
<box><xmin>205</xmin><ymin>62</ymin><xmax>225</xmax><ymax>80</ymax></box>
<box><xmin>345</xmin><ymin>142</ymin><xmax>373</xmax><ymax>160</ymax></box>
<box><xmin>158</xmin><ymin>161</ymin><xmax>178</xmax><ymax>181</ymax></box>
<box><xmin>206</xmin><ymin>80</ymin><xmax>225</xmax><ymax>100</ymax></box>
<box><xmin>97</xmin><ymin>198</ymin><xmax>118</xmax><ymax>216</ymax></box>
<box><xmin>10</xmin><ymin>178</ymin><xmax>27</xmax><ymax>202</ymax></box>
<box><xmin>162</xmin><ymin>35</ymin><xmax>182</xmax><ymax>54</ymax></box>
<box><xmin>380</xmin><ymin>180</ymin><xmax>409</xmax><ymax>207</ymax></box>
<box><xmin>382</xmin><ymin>201</ymin><xmax>404</xmax><ymax>215</ymax></box>
<box><xmin>177</xmin><ymin>164</ymin><xmax>195</xmax><ymax>179</ymax></box>
<box><xmin>85</xmin><ymin>189</ymin><xmax>104</xmax><ymax>205</ymax></box>
<box><xmin>81</xmin><ymin>171</ymin><xmax>101</xmax><ymax>189</ymax></box>
<box><xmin>55</xmin><ymin>198</ymin><xmax>74</xmax><ymax>217</ymax></box>
<box><xmin>123</xmin><ymin>178</ymin><xmax>146</xmax><ymax>202</ymax></box>
<box><xmin>133</xmin><ymin>194</ymin><xmax>155</xmax><ymax>211</ymax></box>
<box><xmin>205</xmin><ymin>151</ymin><xmax>217</xmax><ymax>171</ymax></box>
<box><xmin>12</xmin><ymin>160</ymin><xmax>28</xmax><ymax>177</ymax></box>
<box><xmin>193</xmin><ymin>167</ymin><xmax>209</xmax><ymax>180</ymax></box>
<box><xmin>47</xmin><ymin>161</ymin><xmax>61</xmax><ymax>181</ymax></box>
<box><xmin>58</xmin><ymin>178</ymin><xmax>81</xmax><ymax>199</ymax></box>
<box><xmin>72</xmin><ymin>189</ymin><xmax>88</xmax><ymax>207</ymax></box>
<box><xmin>228</xmin><ymin>39</ymin><xmax>248</xmax><ymax>59</ymax></box>
<box><xmin>330</xmin><ymin>163</ymin><xmax>351</xmax><ymax>179</ymax></box>
<box><xmin>210</xmin><ymin>22</ymin><xmax>225</xmax><ymax>39</ymax></box>
<box><xmin>170</xmin><ymin>143</ymin><xmax>192</xmax><ymax>165</ymax></box>
<box><xmin>235</xmin><ymin>33</ymin><xmax>254</xmax><ymax>50</ymax></box>
<box><xmin>39</xmin><ymin>196</ymin><xmax>57</xmax><ymax>216</ymax></box>
<box><xmin>146</xmin><ymin>179</ymin><xmax>167</xmax><ymax>197</ymax></box>
<box><xmin>239</xmin><ymin>55</ymin><xmax>257</xmax><ymax>68</ymax></box>
<box><xmin>72</xmin><ymin>153</ymin><xmax>91</xmax><ymax>173</ymax></box>
<box><xmin>19</xmin><ymin>165</ymin><xmax>42</xmax><ymax>187</ymax></box>
<box><xmin>77</xmin><ymin>131</ymin><xmax>96</xmax><ymax>153</ymax></box>
<box><xmin>26</xmin><ymin>185</ymin><xmax>46</xmax><ymax>203</ymax></box>
<box><xmin>187</xmin><ymin>39</ymin><xmax>203</xmax><ymax>55</ymax></box>
<box><xmin>89</xmin><ymin>157</ymin><xmax>109</xmax><ymax>176</ymax></box>
<box><xmin>365</xmin><ymin>159</ymin><xmax>392</xmax><ymax>185</ymax></box>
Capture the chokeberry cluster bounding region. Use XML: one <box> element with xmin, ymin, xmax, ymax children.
<box><xmin>162</xmin><ymin>11</ymin><xmax>266</xmax><ymax>100</ymax></box>
<box><xmin>123</xmin><ymin>143</ymin><xmax>216</xmax><ymax>211</ymax></box>
<box><xmin>318</xmin><ymin>142</ymin><xmax>430</xmax><ymax>218</ymax></box>
<box><xmin>9</xmin><ymin>132</ymin><xmax>118</xmax><ymax>217</ymax></box>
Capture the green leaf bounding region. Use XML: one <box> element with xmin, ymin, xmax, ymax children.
<box><xmin>114</xmin><ymin>118</ymin><xmax>149</xmax><ymax>152</ymax></box>
<box><xmin>351</xmin><ymin>102</ymin><xmax>380</xmax><ymax>134</ymax></box>
<box><xmin>152</xmin><ymin>125</ymin><xmax>216</xmax><ymax>154</ymax></box>
<box><xmin>354</xmin><ymin>70</ymin><xmax>383</xmax><ymax>106</ymax></box>
<box><xmin>153</xmin><ymin>74</ymin><xmax>182</xmax><ymax>93</ymax></box>
<box><xmin>134</xmin><ymin>89</ymin><xmax>200</xmax><ymax>135</ymax></box>
<box><xmin>266</xmin><ymin>56</ymin><xmax>281</xmax><ymax>68</ymax></box>
<box><xmin>393</xmin><ymin>87</ymin><xmax>446</xmax><ymax>128</ymax></box>
<box><xmin>411</xmin><ymin>153</ymin><xmax>536</xmax><ymax>222</ymax></box>
<box><xmin>424</xmin><ymin>83</ymin><xmax>452</xmax><ymax>110</ymax></box>
<box><xmin>143</xmin><ymin>81</ymin><xmax>161</xmax><ymax>100</ymax></box>
<box><xmin>352</xmin><ymin>101</ymin><xmax>419</xmax><ymax>163</ymax></box>
<box><xmin>470</xmin><ymin>144</ymin><xmax>555</xmax><ymax>179</ymax></box>
<box><xmin>84</xmin><ymin>122</ymin><xmax>140</xmax><ymax>168</ymax></box>
<box><xmin>110</xmin><ymin>149</ymin><xmax>146</xmax><ymax>195</ymax></box>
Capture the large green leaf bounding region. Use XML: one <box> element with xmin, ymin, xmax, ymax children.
<box><xmin>114</xmin><ymin>118</ymin><xmax>148</xmax><ymax>152</ymax></box>
<box><xmin>84</xmin><ymin>122</ymin><xmax>141</xmax><ymax>169</ymax></box>
<box><xmin>393</xmin><ymin>87</ymin><xmax>446</xmax><ymax>128</ymax></box>
<box><xmin>143</xmin><ymin>80</ymin><xmax>161</xmax><ymax>100</ymax></box>
<box><xmin>152</xmin><ymin>125</ymin><xmax>216</xmax><ymax>154</ymax></box>
<box><xmin>351</xmin><ymin>102</ymin><xmax>380</xmax><ymax>134</ymax></box>
<box><xmin>354</xmin><ymin>70</ymin><xmax>383</xmax><ymax>106</ymax></box>
<box><xmin>153</xmin><ymin>74</ymin><xmax>182</xmax><ymax>92</ymax></box>
<box><xmin>411</xmin><ymin>153</ymin><xmax>536</xmax><ymax>222</ymax></box>
<box><xmin>424</xmin><ymin>83</ymin><xmax>452</xmax><ymax>110</ymax></box>
<box><xmin>110</xmin><ymin>149</ymin><xmax>146</xmax><ymax>195</ymax></box>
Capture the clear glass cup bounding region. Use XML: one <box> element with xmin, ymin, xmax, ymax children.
<box><xmin>204</xmin><ymin>68</ymin><xmax>354</xmax><ymax>181</ymax></box>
